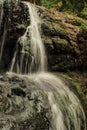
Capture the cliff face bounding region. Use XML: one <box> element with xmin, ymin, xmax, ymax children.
<box><xmin>39</xmin><ymin>8</ymin><xmax>87</xmax><ymax>71</ymax></box>
<box><xmin>0</xmin><ymin>0</ymin><xmax>87</xmax><ymax>72</ymax></box>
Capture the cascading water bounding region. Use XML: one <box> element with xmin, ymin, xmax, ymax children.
<box><xmin>0</xmin><ymin>1</ymin><xmax>86</xmax><ymax>130</ymax></box>
<box><xmin>10</xmin><ymin>2</ymin><xmax>47</xmax><ymax>73</ymax></box>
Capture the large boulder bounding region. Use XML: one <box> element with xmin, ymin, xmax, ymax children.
<box><xmin>0</xmin><ymin>72</ymin><xmax>86</xmax><ymax>130</ymax></box>
<box><xmin>38</xmin><ymin>8</ymin><xmax>87</xmax><ymax>71</ymax></box>
<box><xmin>0</xmin><ymin>73</ymin><xmax>51</xmax><ymax>130</ymax></box>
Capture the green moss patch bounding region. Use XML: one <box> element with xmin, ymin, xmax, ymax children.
<box><xmin>52</xmin><ymin>37</ymin><xmax>68</xmax><ymax>45</ymax></box>
<box><xmin>52</xmin><ymin>23</ymin><xmax>66</xmax><ymax>36</ymax></box>
<box><xmin>61</xmin><ymin>72</ymin><xmax>87</xmax><ymax>107</ymax></box>
<box><xmin>79</xmin><ymin>4</ymin><xmax>87</xmax><ymax>19</ymax></box>
<box><xmin>73</xmin><ymin>18</ymin><xmax>87</xmax><ymax>34</ymax></box>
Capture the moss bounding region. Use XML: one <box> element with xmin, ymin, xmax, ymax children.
<box><xmin>52</xmin><ymin>37</ymin><xmax>68</xmax><ymax>45</ymax></box>
<box><xmin>73</xmin><ymin>81</ymin><xmax>87</xmax><ymax>104</ymax></box>
<box><xmin>73</xmin><ymin>18</ymin><xmax>87</xmax><ymax>34</ymax></box>
<box><xmin>61</xmin><ymin>72</ymin><xmax>87</xmax><ymax>126</ymax></box>
<box><xmin>45</xmin><ymin>38</ymin><xmax>53</xmax><ymax>45</ymax></box>
<box><xmin>73</xmin><ymin>18</ymin><xmax>86</xmax><ymax>26</ymax></box>
<box><xmin>80</xmin><ymin>10</ymin><xmax>87</xmax><ymax>19</ymax></box>
<box><xmin>72</xmin><ymin>79</ymin><xmax>87</xmax><ymax>121</ymax></box>
<box><xmin>41</xmin><ymin>0</ymin><xmax>57</xmax><ymax>9</ymax></box>
<box><xmin>53</xmin><ymin>23</ymin><xmax>66</xmax><ymax>36</ymax></box>
<box><xmin>79</xmin><ymin>4</ymin><xmax>87</xmax><ymax>19</ymax></box>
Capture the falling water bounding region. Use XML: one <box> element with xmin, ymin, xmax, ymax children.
<box><xmin>10</xmin><ymin>2</ymin><xmax>47</xmax><ymax>73</ymax></box>
<box><xmin>0</xmin><ymin>72</ymin><xmax>86</xmax><ymax>130</ymax></box>
<box><xmin>28</xmin><ymin>3</ymin><xmax>47</xmax><ymax>72</ymax></box>
<box><xmin>0</xmin><ymin>1</ymin><xmax>86</xmax><ymax>130</ymax></box>
<box><xmin>32</xmin><ymin>73</ymin><xmax>86</xmax><ymax>130</ymax></box>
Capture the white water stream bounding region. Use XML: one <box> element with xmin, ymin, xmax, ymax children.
<box><xmin>10</xmin><ymin>2</ymin><xmax>47</xmax><ymax>73</ymax></box>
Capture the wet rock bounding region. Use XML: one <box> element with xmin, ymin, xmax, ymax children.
<box><xmin>0</xmin><ymin>73</ymin><xmax>51</xmax><ymax>130</ymax></box>
<box><xmin>11</xmin><ymin>87</ymin><xmax>26</xmax><ymax>97</ymax></box>
<box><xmin>0</xmin><ymin>0</ymin><xmax>30</xmax><ymax>71</ymax></box>
<box><xmin>39</xmin><ymin>8</ymin><xmax>87</xmax><ymax>71</ymax></box>
<box><xmin>0</xmin><ymin>1</ymin><xmax>87</xmax><ymax>72</ymax></box>
<box><xmin>15</xmin><ymin>24</ymin><xmax>26</xmax><ymax>36</ymax></box>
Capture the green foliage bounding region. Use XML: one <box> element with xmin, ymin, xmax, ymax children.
<box><xmin>58</xmin><ymin>0</ymin><xmax>85</xmax><ymax>14</ymax></box>
<box><xmin>28</xmin><ymin>0</ymin><xmax>87</xmax><ymax>16</ymax></box>
<box><xmin>40</xmin><ymin>0</ymin><xmax>87</xmax><ymax>16</ymax></box>
<box><xmin>40</xmin><ymin>0</ymin><xmax>59</xmax><ymax>9</ymax></box>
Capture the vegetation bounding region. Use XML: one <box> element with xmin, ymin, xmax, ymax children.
<box><xmin>28</xmin><ymin>0</ymin><xmax>87</xmax><ymax>18</ymax></box>
<box><xmin>61</xmin><ymin>72</ymin><xmax>87</xmax><ymax>110</ymax></box>
<box><xmin>79</xmin><ymin>3</ymin><xmax>87</xmax><ymax>19</ymax></box>
<box><xmin>73</xmin><ymin>18</ymin><xmax>87</xmax><ymax>33</ymax></box>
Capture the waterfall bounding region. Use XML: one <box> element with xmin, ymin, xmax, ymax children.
<box><xmin>29</xmin><ymin>72</ymin><xmax>86</xmax><ymax>130</ymax></box>
<box><xmin>0</xmin><ymin>1</ymin><xmax>86</xmax><ymax>130</ymax></box>
<box><xmin>10</xmin><ymin>2</ymin><xmax>47</xmax><ymax>73</ymax></box>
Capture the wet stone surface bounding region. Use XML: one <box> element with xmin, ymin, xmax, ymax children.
<box><xmin>0</xmin><ymin>73</ymin><xmax>51</xmax><ymax>130</ymax></box>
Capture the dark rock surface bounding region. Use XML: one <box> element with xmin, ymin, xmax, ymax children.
<box><xmin>0</xmin><ymin>0</ymin><xmax>30</xmax><ymax>70</ymax></box>
<box><xmin>38</xmin><ymin>8</ymin><xmax>87</xmax><ymax>71</ymax></box>
<box><xmin>0</xmin><ymin>0</ymin><xmax>87</xmax><ymax>72</ymax></box>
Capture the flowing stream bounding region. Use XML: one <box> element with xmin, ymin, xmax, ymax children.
<box><xmin>0</xmin><ymin>1</ymin><xmax>86</xmax><ymax>130</ymax></box>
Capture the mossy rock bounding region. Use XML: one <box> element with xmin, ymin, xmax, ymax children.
<box><xmin>61</xmin><ymin>72</ymin><xmax>87</xmax><ymax>109</ymax></box>
<box><xmin>52</xmin><ymin>37</ymin><xmax>68</xmax><ymax>45</ymax></box>
<box><xmin>41</xmin><ymin>22</ymin><xmax>66</xmax><ymax>37</ymax></box>
<box><xmin>44</xmin><ymin>37</ymin><xmax>53</xmax><ymax>45</ymax></box>
<box><xmin>53</xmin><ymin>23</ymin><xmax>66</xmax><ymax>36</ymax></box>
<box><xmin>79</xmin><ymin>4</ymin><xmax>87</xmax><ymax>19</ymax></box>
<box><xmin>73</xmin><ymin>18</ymin><xmax>87</xmax><ymax>34</ymax></box>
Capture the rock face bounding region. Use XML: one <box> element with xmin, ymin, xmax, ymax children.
<box><xmin>0</xmin><ymin>0</ymin><xmax>30</xmax><ymax>70</ymax></box>
<box><xmin>0</xmin><ymin>73</ymin><xmax>51</xmax><ymax>130</ymax></box>
<box><xmin>0</xmin><ymin>72</ymin><xmax>86</xmax><ymax>130</ymax></box>
<box><xmin>39</xmin><ymin>8</ymin><xmax>87</xmax><ymax>71</ymax></box>
<box><xmin>0</xmin><ymin>0</ymin><xmax>87</xmax><ymax>72</ymax></box>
